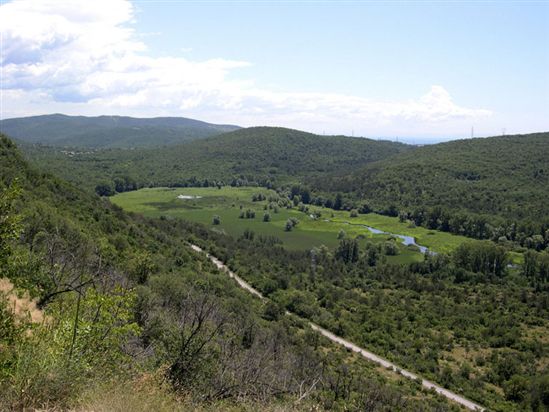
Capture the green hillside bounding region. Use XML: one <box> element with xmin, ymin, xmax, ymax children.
<box><xmin>19</xmin><ymin>130</ymin><xmax>549</xmax><ymax>253</ymax></box>
<box><xmin>313</xmin><ymin>133</ymin><xmax>549</xmax><ymax>247</ymax></box>
<box><xmin>0</xmin><ymin>114</ymin><xmax>240</xmax><ymax>148</ymax></box>
<box><xmin>1</xmin><ymin>135</ymin><xmax>452</xmax><ymax>411</ymax></box>
<box><xmin>323</xmin><ymin>132</ymin><xmax>549</xmax><ymax>220</ymax></box>
<box><xmin>21</xmin><ymin>126</ymin><xmax>412</xmax><ymax>190</ymax></box>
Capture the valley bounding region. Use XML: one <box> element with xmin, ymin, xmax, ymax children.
<box><xmin>2</xmin><ymin>122</ymin><xmax>548</xmax><ymax>410</ymax></box>
<box><xmin>112</xmin><ymin>186</ymin><xmax>470</xmax><ymax>258</ymax></box>
<box><xmin>189</xmin><ymin>243</ymin><xmax>485</xmax><ymax>411</ymax></box>
<box><xmin>2</xmin><ymin>3</ymin><xmax>547</xmax><ymax>411</ymax></box>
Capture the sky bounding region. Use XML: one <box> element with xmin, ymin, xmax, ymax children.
<box><xmin>1</xmin><ymin>0</ymin><xmax>548</xmax><ymax>142</ymax></box>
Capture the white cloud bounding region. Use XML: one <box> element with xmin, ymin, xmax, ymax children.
<box><xmin>1</xmin><ymin>0</ymin><xmax>492</xmax><ymax>136</ymax></box>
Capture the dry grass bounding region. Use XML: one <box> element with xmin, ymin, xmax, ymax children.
<box><xmin>0</xmin><ymin>277</ymin><xmax>44</xmax><ymax>324</ymax></box>
<box><xmin>73</xmin><ymin>371</ymin><xmax>320</xmax><ymax>412</ymax></box>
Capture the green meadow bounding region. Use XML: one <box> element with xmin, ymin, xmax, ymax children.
<box><xmin>112</xmin><ymin>187</ymin><xmax>470</xmax><ymax>261</ymax></box>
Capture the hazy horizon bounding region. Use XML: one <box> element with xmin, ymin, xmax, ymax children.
<box><xmin>3</xmin><ymin>111</ymin><xmax>540</xmax><ymax>145</ymax></box>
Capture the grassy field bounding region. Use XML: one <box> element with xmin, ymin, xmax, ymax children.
<box><xmin>323</xmin><ymin>209</ymin><xmax>469</xmax><ymax>255</ymax></box>
<box><xmin>112</xmin><ymin>187</ymin><xmax>470</xmax><ymax>260</ymax></box>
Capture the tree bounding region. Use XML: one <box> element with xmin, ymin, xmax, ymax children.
<box><xmin>168</xmin><ymin>291</ymin><xmax>227</xmax><ymax>389</ymax></box>
<box><xmin>350</xmin><ymin>209</ymin><xmax>358</xmax><ymax>218</ymax></box>
<box><xmin>356</xmin><ymin>204</ymin><xmax>370</xmax><ymax>214</ymax></box>
<box><xmin>529</xmin><ymin>374</ymin><xmax>549</xmax><ymax>411</ymax></box>
<box><xmin>301</xmin><ymin>188</ymin><xmax>311</xmax><ymax>204</ymax></box>
<box><xmin>504</xmin><ymin>375</ymin><xmax>529</xmax><ymax>402</ymax></box>
<box><xmin>453</xmin><ymin>241</ymin><xmax>508</xmax><ymax>277</ymax></box>
<box><xmin>285</xmin><ymin>219</ymin><xmax>294</xmax><ymax>232</ymax></box>
<box><xmin>262</xmin><ymin>301</ymin><xmax>283</xmax><ymax>321</ymax></box>
<box><xmin>334</xmin><ymin>194</ymin><xmax>343</xmax><ymax>211</ymax></box>
<box><xmin>384</xmin><ymin>241</ymin><xmax>399</xmax><ymax>256</ymax></box>
<box><xmin>0</xmin><ymin>182</ymin><xmax>21</xmax><ymax>270</ymax></box>
<box><xmin>335</xmin><ymin>238</ymin><xmax>359</xmax><ymax>263</ymax></box>
<box><xmin>128</xmin><ymin>251</ymin><xmax>155</xmax><ymax>284</ymax></box>
<box><xmin>94</xmin><ymin>182</ymin><xmax>114</xmax><ymax>197</ymax></box>
<box><xmin>212</xmin><ymin>215</ymin><xmax>221</xmax><ymax>225</ymax></box>
<box><xmin>263</xmin><ymin>212</ymin><xmax>271</xmax><ymax>222</ymax></box>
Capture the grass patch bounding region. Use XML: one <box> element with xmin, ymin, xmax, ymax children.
<box><xmin>112</xmin><ymin>187</ymin><xmax>471</xmax><ymax>259</ymax></box>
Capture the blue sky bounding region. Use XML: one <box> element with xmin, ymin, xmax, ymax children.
<box><xmin>1</xmin><ymin>0</ymin><xmax>548</xmax><ymax>141</ymax></box>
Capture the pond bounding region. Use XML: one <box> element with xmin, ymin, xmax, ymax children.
<box><xmin>177</xmin><ymin>195</ymin><xmax>203</xmax><ymax>200</ymax></box>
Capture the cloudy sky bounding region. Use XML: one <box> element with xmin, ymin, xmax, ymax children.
<box><xmin>1</xmin><ymin>0</ymin><xmax>548</xmax><ymax>141</ymax></box>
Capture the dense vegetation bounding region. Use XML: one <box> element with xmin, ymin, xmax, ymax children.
<box><xmin>314</xmin><ymin>133</ymin><xmax>549</xmax><ymax>250</ymax></box>
<box><xmin>20</xmin><ymin>126</ymin><xmax>411</xmax><ymax>191</ymax></box>
<box><xmin>0</xmin><ymin>114</ymin><xmax>240</xmax><ymax>148</ymax></box>
<box><xmin>5</xmin><ymin>122</ymin><xmax>549</xmax><ymax>411</ymax></box>
<box><xmin>187</xmin><ymin>224</ymin><xmax>549</xmax><ymax>411</ymax></box>
<box><xmin>21</xmin><ymin>128</ymin><xmax>549</xmax><ymax>254</ymax></box>
<box><xmin>1</xmin><ymin>134</ymin><xmax>455</xmax><ymax>410</ymax></box>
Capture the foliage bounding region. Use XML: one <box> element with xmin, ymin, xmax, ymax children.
<box><xmin>20</xmin><ymin>126</ymin><xmax>410</xmax><ymax>192</ymax></box>
<box><xmin>1</xmin><ymin>113</ymin><xmax>239</xmax><ymax>148</ymax></box>
<box><xmin>184</xmin><ymin>222</ymin><xmax>549</xmax><ymax>411</ymax></box>
<box><xmin>316</xmin><ymin>132</ymin><xmax>549</xmax><ymax>251</ymax></box>
<box><xmin>0</xmin><ymin>134</ymin><xmax>453</xmax><ymax>410</ymax></box>
<box><xmin>111</xmin><ymin>187</ymin><xmax>466</xmax><ymax>261</ymax></box>
<box><xmin>453</xmin><ymin>241</ymin><xmax>508</xmax><ymax>277</ymax></box>
<box><xmin>1</xmin><ymin>286</ymin><xmax>138</xmax><ymax>409</ymax></box>
<box><xmin>0</xmin><ymin>181</ymin><xmax>21</xmax><ymax>273</ymax></box>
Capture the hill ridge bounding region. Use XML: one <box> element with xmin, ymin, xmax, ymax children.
<box><xmin>0</xmin><ymin>113</ymin><xmax>241</xmax><ymax>148</ymax></box>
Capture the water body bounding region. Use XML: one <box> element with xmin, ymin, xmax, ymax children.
<box><xmin>325</xmin><ymin>219</ymin><xmax>431</xmax><ymax>254</ymax></box>
<box><xmin>177</xmin><ymin>195</ymin><xmax>203</xmax><ymax>200</ymax></box>
<box><xmin>363</xmin><ymin>225</ymin><xmax>430</xmax><ymax>254</ymax></box>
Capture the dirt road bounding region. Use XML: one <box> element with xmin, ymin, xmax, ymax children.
<box><xmin>190</xmin><ymin>243</ymin><xmax>485</xmax><ymax>411</ymax></box>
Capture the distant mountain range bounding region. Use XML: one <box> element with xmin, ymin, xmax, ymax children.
<box><xmin>0</xmin><ymin>114</ymin><xmax>241</xmax><ymax>148</ymax></box>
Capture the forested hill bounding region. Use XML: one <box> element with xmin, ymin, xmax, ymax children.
<box><xmin>20</xmin><ymin>126</ymin><xmax>412</xmax><ymax>190</ymax></box>
<box><xmin>1</xmin><ymin>134</ymin><xmax>457</xmax><ymax>410</ymax></box>
<box><xmin>159</xmin><ymin>126</ymin><xmax>411</xmax><ymax>181</ymax></box>
<box><xmin>317</xmin><ymin>132</ymin><xmax>549</xmax><ymax>224</ymax></box>
<box><xmin>0</xmin><ymin>113</ymin><xmax>240</xmax><ymax>148</ymax></box>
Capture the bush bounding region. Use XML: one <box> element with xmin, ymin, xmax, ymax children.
<box><xmin>212</xmin><ymin>215</ymin><xmax>221</xmax><ymax>225</ymax></box>
<box><xmin>384</xmin><ymin>241</ymin><xmax>399</xmax><ymax>256</ymax></box>
<box><xmin>0</xmin><ymin>287</ymin><xmax>139</xmax><ymax>410</ymax></box>
<box><xmin>95</xmin><ymin>182</ymin><xmax>115</xmax><ymax>197</ymax></box>
<box><xmin>285</xmin><ymin>220</ymin><xmax>294</xmax><ymax>232</ymax></box>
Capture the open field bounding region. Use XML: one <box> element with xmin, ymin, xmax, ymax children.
<box><xmin>112</xmin><ymin>187</ymin><xmax>471</xmax><ymax>260</ymax></box>
<box><xmin>323</xmin><ymin>208</ymin><xmax>470</xmax><ymax>255</ymax></box>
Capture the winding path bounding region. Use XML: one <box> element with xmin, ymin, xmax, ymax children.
<box><xmin>190</xmin><ymin>244</ymin><xmax>484</xmax><ymax>411</ymax></box>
